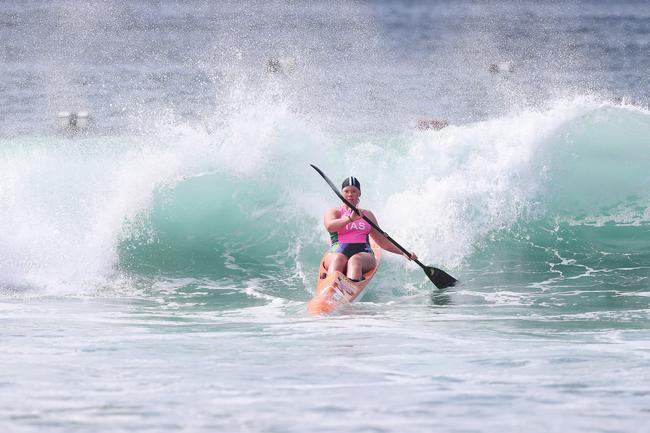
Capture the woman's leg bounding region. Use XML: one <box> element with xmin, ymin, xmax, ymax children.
<box><xmin>324</xmin><ymin>252</ymin><xmax>348</xmax><ymax>275</ymax></box>
<box><xmin>346</xmin><ymin>252</ymin><xmax>376</xmax><ymax>281</ymax></box>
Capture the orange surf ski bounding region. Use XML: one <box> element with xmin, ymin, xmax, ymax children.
<box><xmin>307</xmin><ymin>240</ymin><xmax>381</xmax><ymax>315</ymax></box>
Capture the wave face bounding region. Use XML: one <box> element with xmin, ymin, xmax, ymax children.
<box><xmin>1</xmin><ymin>97</ymin><xmax>648</xmax><ymax>300</ymax></box>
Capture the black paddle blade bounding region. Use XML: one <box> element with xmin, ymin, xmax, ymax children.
<box><xmin>425</xmin><ymin>266</ymin><xmax>457</xmax><ymax>289</ymax></box>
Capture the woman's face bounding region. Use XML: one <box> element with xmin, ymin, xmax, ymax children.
<box><xmin>341</xmin><ymin>186</ymin><xmax>361</xmax><ymax>205</ymax></box>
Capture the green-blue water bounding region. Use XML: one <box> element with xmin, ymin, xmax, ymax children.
<box><xmin>2</xmin><ymin>1</ymin><xmax>650</xmax><ymax>432</ymax></box>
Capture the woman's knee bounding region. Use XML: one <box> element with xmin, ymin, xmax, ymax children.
<box><xmin>327</xmin><ymin>253</ymin><xmax>348</xmax><ymax>268</ymax></box>
<box><xmin>348</xmin><ymin>255</ymin><xmax>365</xmax><ymax>268</ymax></box>
<box><xmin>350</xmin><ymin>254</ymin><xmax>374</xmax><ymax>269</ymax></box>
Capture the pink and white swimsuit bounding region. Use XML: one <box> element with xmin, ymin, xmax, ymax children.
<box><xmin>329</xmin><ymin>205</ymin><xmax>373</xmax><ymax>258</ymax></box>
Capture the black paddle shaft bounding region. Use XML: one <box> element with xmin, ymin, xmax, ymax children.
<box><xmin>310</xmin><ymin>164</ymin><xmax>457</xmax><ymax>289</ymax></box>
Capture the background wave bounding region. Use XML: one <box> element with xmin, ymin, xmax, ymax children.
<box><xmin>2</xmin><ymin>97</ymin><xmax>648</xmax><ymax>302</ymax></box>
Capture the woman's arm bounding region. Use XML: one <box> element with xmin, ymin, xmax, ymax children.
<box><xmin>366</xmin><ymin>210</ymin><xmax>417</xmax><ymax>259</ymax></box>
<box><xmin>324</xmin><ymin>207</ymin><xmax>351</xmax><ymax>232</ymax></box>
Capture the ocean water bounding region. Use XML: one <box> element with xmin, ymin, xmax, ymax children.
<box><xmin>2</xmin><ymin>1</ymin><xmax>650</xmax><ymax>432</ymax></box>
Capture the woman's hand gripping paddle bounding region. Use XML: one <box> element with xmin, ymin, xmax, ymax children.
<box><xmin>310</xmin><ymin>164</ymin><xmax>457</xmax><ymax>289</ymax></box>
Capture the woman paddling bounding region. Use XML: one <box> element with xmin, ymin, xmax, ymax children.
<box><xmin>323</xmin><ymin>176</ymin><xmax>417</xmax><ymax>281</ymax></box>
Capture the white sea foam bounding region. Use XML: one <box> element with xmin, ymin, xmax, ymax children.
<box><xmin>1</xmin><ymin>97</ymin><xmax>649</xmax><ymax>293</ymax></box>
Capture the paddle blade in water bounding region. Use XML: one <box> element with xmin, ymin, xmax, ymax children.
<box><xmin>425</xmin><ymin>266</ymin><xmax>457</xmax><ymax>289</ymax></box>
